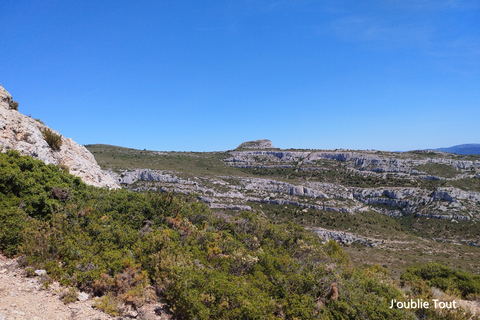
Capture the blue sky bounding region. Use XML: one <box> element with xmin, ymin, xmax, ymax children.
<box><xmin>1</xmin><ymin>0</ymin><xmax>479</xmax><ymax>151</ymax></box>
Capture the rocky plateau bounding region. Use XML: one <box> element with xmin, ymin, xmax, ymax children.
<box><xmin>105</xmin><ymin>140</ymin><xmax>480</xmax><ymax>224</ymax></box>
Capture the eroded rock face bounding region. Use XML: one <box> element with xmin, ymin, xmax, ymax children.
<box><xmin>0</xmin><ymin>84</ymin><xmax>119</xmax><ymax>189</ymax></box>
<box><xmin>236</xmin><ymin>139</ymin><xmax>274</xmax><ymax>149</ymax></box>
<box><xmin>0</xmin><ymin>84</ymin><xmax>15</xmax><ymax>110</ymax></box>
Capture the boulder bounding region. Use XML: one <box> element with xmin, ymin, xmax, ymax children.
<box><xmin>77</xmin><ymin>292</ymin><xmax>89</xmax><ymax>301</ymax></box>
<box><xmin>34</xmin><ymin>269</ymin><xmax>47</xmax><ymax>276</ymax></box>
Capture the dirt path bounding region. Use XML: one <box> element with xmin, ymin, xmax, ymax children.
<box><xmin>0</xmin><ymin>254</ymin><xmax>171</xmax><ymax>320</ymax></box>
<box><xmin>2</xmin><ymin>253</ymin><xmax>477</xmax><ymax>319</ymax></box>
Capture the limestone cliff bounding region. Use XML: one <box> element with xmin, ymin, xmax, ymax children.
<box><xmin>236</xmin><ymin>139</ymin><xmax>274</xmax><ymax>150</ymax></box>
<box><xmin>0</xmin><ymin>84</ymin><xmax>119</xmax><ymax>189</ymax></box>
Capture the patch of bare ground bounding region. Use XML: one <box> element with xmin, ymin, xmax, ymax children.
<box><xmin>430</xmin><ymin>288</ymin><xmax>480</xmax><ymax>317</ymax></box>
<box><xmin>0</xmin><ymin>254</ymin><xmax>174</xmax><ymax>320</ymax></box>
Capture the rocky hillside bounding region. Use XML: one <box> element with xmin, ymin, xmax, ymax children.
<box><xmin>0</xmin><ymin>84</ymin><xmax>118</xmax><ymax>189</ymax></box>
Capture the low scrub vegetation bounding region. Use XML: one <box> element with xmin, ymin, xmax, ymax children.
<box><xmin>400</xmin><ymin>263</ymin><xmax>480</xmax><ymax>319</ymax></box>
<box><xmin>10</xmin><ymin>101</ymin><xmax>19</xmax><ymax>110</ymax></box>
<box><xmin>1</xmin><ymin>150</ymin><xmax>478</xmax><ymax>319</ymax></box>
<box><xmin>413</xmin><ymin>163</ymin><xmax>459</xmax><ymax>179</ymax></box>
<box><xmin>60</xmin><ymin>287</ymin><xmax>78</xmax><ymax>304</ymax></box>
<box><xmin>401</xmin><ymin>263</ymin><xmax>480</xmax><ymax>300</ymax></box>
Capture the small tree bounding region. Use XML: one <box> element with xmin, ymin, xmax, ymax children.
<box><xmin>41</xmin><ymin>127</ymin><xmax>62</xmax><ymax>151</ymax></box>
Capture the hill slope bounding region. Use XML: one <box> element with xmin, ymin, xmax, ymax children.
<box><xmin>0</xmin><ymin>84</ymin><xmax>118</xmax><ymax>188</ymax></box>
<box><xmin>435</xmin><ymin>144</ymin><xmax>480</xmax><ymax>155</ymax></box>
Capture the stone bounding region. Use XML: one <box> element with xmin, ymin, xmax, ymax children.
<box><xmin>77</xmin><ymin>292</ymin><xmax>89</xmax><ymax>301</ymax></box>
<box><xmin>34</xmin><ymin>270</ymin><xmax>46</xmax><ymax>276</ymax></box>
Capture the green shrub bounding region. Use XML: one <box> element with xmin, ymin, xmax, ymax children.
<box><xmin>0</xmin><ymin>206</ymin><xmax>28</xmax><ymax>256</ymax></box>
<box><xmin>25</xmin><ymin>267</ymin><xmax>35</xmax><ymax>278</ymax></box>
<box><xmin>401</xmin><ymin>263</ymin><xmax>480</xmax><ymax>299</ymax></box>
<box><xmin>10</xmin><ymin>101</ymin><xmax>19</xmax><ymax>110</ymax></box>
<box><xmin>94</xmin><ymin>293</ymin><xmax>121</xmax><ymax>316</ymax></box>
<box><xmin>401</xmin><ymin>263</ymin><xmax>480</xmax><ymax>320</ymax></box>
<box><xmin>60</xmin><ymin>287</ymin><xmax>78</xmax><ymax>304</ymax></box>
<box><xmin>92</xmin><ymin>264</ymin><xmax>153</xmax><ymax>310</ymax></box>
<box><xmin>41</xmin><ymin>127</ymin><xmax>62</xmax><ymax>151</ymax></box>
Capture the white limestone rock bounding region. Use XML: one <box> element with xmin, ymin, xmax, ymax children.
<box><xmin>236</xmin><ymin>139</ymin><xmax>274</xmax><ymax>150</ymax></box>
<box><xmin>0</xmin><ymin>84</ymin><xmax>119</xmax><ymax>189</ymax></box>
<box><xmin>77</xmin><ymin>292</ymin><xmax>89</xmax><ymax>301</ymax></box>
<box><xmin>0</xmin><ymin>84</ymin><xmax>15</xmax><ymax>110</ymax></box>
<box><xmin>34</xmin><ymin>270</ymin><xmax>47</xmax><ymax>276</ymax></box>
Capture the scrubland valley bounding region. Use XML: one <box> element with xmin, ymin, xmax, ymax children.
<box><xmin>1</xmin><ymin>84</ymin><xmax>480</xmax><ymax>319</ymax></box>
<box><xmin>87</xmin><ymin>139</ymin><xmax>480</xmax><ymax>277</ymax></box>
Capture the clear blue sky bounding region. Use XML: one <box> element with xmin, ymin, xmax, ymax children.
<box><xmin>1</xmin><ymin>1</ymin><xmax>479</xmax><ymax>151</ymax></box>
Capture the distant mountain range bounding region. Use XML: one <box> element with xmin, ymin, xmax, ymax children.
<box><xmin>433</xmin><ymin>144</ymin><xmax>480</xmax><ymax>155</ymax></box>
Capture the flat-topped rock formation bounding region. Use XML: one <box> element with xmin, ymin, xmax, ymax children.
<box><xmin>236</xmin><ymin>139</ymin><xmax>275</xmax><ymax>149</ymax></box>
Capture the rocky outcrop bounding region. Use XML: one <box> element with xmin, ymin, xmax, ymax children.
<box><xmin>0</xmin><ymin>84</ymin><xmax>119</xmax><ymax>189</ymax></box>
<box><xmin>310</xmin><ymin>227</ymin><xmax>381</xmax><ymax>247</ymax></box>
<box><xmin>414</xmin><ymin>213</ymin><xmax>470</xmax><ymax>221</ymax></box>
<box><xmin>236</xmin><ymin>139</ymin><xmax>274</xmax><ymax>150</ymax></box>
<box><xmin>433</xmin><ymin>187</ymin><xmax>480</xmax><ymax>202</ymax></box>
<box><xmin>225</xmin><ymin>151</ymin><xmax>310</xmax><ymax>164</ymax></box>
<box><xmin>0</xmin><ymin>84</ymin><xmax>15</xmax><ymax>110</ymax></box>
<box><xmin>113</xmin><ymin>165</ymin><xmax>480</xmax><ymax>221</ymax></box>
<box><xmin>210</xmin><ymin>203</ymin><xmax>252</xmax><ymax>211</ymax></box>
<box><xmin>225</xmin><ymin>150</ymin><xmax>480</xmax><ymax>175</ymax></box>
<box><xmin>113</xmin><ymin>169</ymin><xmax>183</xmax><ymax>185</ymax></box>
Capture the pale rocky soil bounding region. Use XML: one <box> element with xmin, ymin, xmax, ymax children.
<box><xmin>0</xmin><ymin>254</ymin><xmax>172</xmax><ymax>320</ymax></box>
<box><xmin>431</xmin><ymin>288</ymin><xmax>480</xmax><ymax>317</ymax></box>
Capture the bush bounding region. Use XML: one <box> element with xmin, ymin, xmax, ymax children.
<box><xmin>41</xmin><ymin>127</ymin><xmax>62</xmax><ymax>151</ymax></box>
<box><xmin>401</xmin><ymin>263</ymin><xmax>480</xmax><ymax>300</ymax></box>
<box><xmin>93</xmin><ymin>265</ymin><xmax>153</xmax><ymax>310</ymax></box>
<box><xmin>94</xmin><ymin>293</ymin><xmax>121</xmax><ymax>316</ymax></box>
<box><xmin>60</xmin><ymin>287</ymin><xmax>78</xmax><ymax>304</ymax></box>
<box><xmin>401</xmin><ymin>263</ymin><xmax>480</xmax><ymax>319</ymax></box>
<box><xmin>10</xmin><ymin>101</ymin><xmax>19</xmax><ymax>110</ymax></box>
